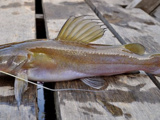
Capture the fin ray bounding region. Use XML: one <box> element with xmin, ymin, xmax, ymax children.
<box><xmin>56</xmin><ymin>16</ymin><xmax>105</xmax><ymax>44</ymax></box>
<box><xmin>81</xmin><ymin>77</ymin><xmax>106</xmax><ymax>89</ymax></box>
<box><xmin>76</xmin><ymin>25</ymin><xmax>102</xmax><ymax>41</ymax></box>
<box><xmin>62</xmin><ymin>16</ymin><xmax>85</xmax><ymax>40</ymax></box>
<box><xmin>80</xmin><ymin>29</ymin><xmax>104</xmax><ymax>43</ymax></box>
<box><xmin>66</xmin><ymin>19</ymin><xmax>92</xmax><ymax>40</ymax></box>
<box><xmin>56</xmin><ymin>16</ymin><xmax>75</xmax><ymax>40</ymax></box>
<box><xmin>70</xmin><ymin>22</ymin><xmax>101</xmax><ymax>41</ymax></box>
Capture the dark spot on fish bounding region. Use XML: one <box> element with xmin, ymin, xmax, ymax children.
<box><xmin>80</xmin><ymin>106</ymin><xmax>103</xmax><ymax>115</ymax></box>
<box><xmin>1</xmin><ymin>2</ymin><xmax>21</xmax><ymax>9</ymax></box>
<box><xmin>24</xmin><ymin>2</ymin><xmax>35</xmax><ymax>11</ymax></box>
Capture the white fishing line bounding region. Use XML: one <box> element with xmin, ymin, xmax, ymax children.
<box><xmin>0</xmin><ymin>71</ymin><xmax>104</xmax><ymax>92</ymax></box>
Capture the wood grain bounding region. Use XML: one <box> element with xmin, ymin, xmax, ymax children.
<box><xmin>126</xmin><ymin>0</ymin><xmax>141</xmax><ymax>9</ymax></box>
<box><xmin>43</xmin><ymin>0</ymin><xmax>160</xmax><ymax>120</ymax></box>
<box><xmin>92</xmin><ymin>0</ymin><xmax>160</xmax><ymax>52</ymax></box>
<box><xmin>42</xmin><ymin>0</ymin><xmax>117</xmax><ymax>45</ymax></box>
<box><xmin>93</xmin><ymin>0</ymin><xmax>133</xmax><ymax>6</ymax></box>
<box><xmin>0</xmin><ymin>0</ymin><xmax>37</xmax><ymax>120</ymax></box>
<box><xmin>136</xmin><ymin>0</ymin><xmax>160</xmax><ymax>14</ymax></box>
<box><xmin>152</xmin><ymin>6</ymin><xmax>160</xmax><ymax>22</ymax></box>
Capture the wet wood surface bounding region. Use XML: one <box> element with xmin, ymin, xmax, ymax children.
<box><xmin>0</xmin><ymin>0</ymin><xmax>37</xmax><ymax>120</ymax></box>
<box><xmin>43</xmin><ymin>0</ymin><xmax>160</xmax><ymax>120</ymax></box>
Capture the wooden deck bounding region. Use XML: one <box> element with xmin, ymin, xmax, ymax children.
<box><xmin>0</xmin><ymin>0</ymin><xmax>160</xmax><ymax>120</ymax></box>
<box><xmin>0</xmin><ymin>0</ymin><xmax>37</xmax><ymax>120</ymax></box>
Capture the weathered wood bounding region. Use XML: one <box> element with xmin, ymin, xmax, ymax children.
<box><xmin>90</xmin><ymin>0</ymin><xmax>160</xmax><ymax>118</ymax></box>
<box><xmin>43</xmin><ymin>0</ymin><xmax>160</xmax><ymax>120</ymax></box>
<box><xmin>135</xmin><ymin>0</ymin><xmax>160</xmax><ymax>14</ymax></box>
<box><xmin>152</xmin><ymin>6</ymin><xmax>160</xmax><ymax>22</ymax></box>
<box><xmin>42</xmin><ymin>0</ymin><xmax>118</xmax><ymax>45</ymax></box>
<box><xmin>126</xmin><ymin>0</ymin><xmax>141</xmax><ymax>9</ymax></box>
<box><xmin>91</xmin><ymin>0</ymin><xmax>160</xmax><ymax>52</ymax></box>
<box><xmin>95</xmin><ymin>0</ymin><xmax>133</xmax><ymax>6</ymax></box>
<box><xmin>0</xmin><ymin>0</ymin><xmax>37</xmax><ymax>120</ymax></box>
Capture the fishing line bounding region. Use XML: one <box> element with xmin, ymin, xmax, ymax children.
<box><xmin>0</xmin><ymin>70</ymin><xmax>105</xmax><ymax>93</ymax></box>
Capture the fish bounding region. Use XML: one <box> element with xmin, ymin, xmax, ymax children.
<box><xmin>0</xmin><ymin>16</ymin><xmax>160</xmax><ymax>106</ymax></box>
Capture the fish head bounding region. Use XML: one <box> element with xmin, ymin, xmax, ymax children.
<box><xmin>0</xmin><ymin>54</ymin><xmax>27</xmax><ymax>73</ymax></box>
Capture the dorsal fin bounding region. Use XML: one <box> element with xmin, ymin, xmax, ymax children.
<box><xmin>56</xmin><ymin>16</ymin><xmax>105</xmax><ymax>44</ymax></box>
<box><xmin>124</xmin><ymin>43</ymin><xmax>146</xmax><ymax>55</ymax></box>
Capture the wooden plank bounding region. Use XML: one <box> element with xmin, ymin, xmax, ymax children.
<box><xmin>135</xmin><ymin>0</ymin><xmax>160</xmax><ymax>13</ymax></box>
<box><xmin>0</xmin><ymin>0</ymin><xmax>37</xmax><ymax>120</ymax></box>
<box><xmin>42</xmin><ymin>0</ymin><xmax>118</xmax><ymax>45</ymax></box>
<box><xmin>43</xmin><ymin>0</ymin><xmax>160</xmax><ymax>120</ymax></box>
<box><xmin>95</xmin><ymin>0</ymin><xmax>133</xmax><ymax>6</ymax></box>
<box><xmin>91</xmin><ymin>0</ymin><xmax>160</xmax><ymax>52</ymax></box>
<box><xmin>152</xmin><ymin>6</ymin><xmax>160</xmax><ymax>22</ymax></box>
<box><xmin>90</xmin><ymin>0</ymin><xmax>160</xmax><ymax>118</ymax></box>
<box><xmin>126</xmin><ymin>0</ymin><xmax>141</xmax><ymax>9</ymax></box>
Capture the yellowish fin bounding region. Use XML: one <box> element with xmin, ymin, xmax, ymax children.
<box><xmin>14</xmin><ymin>70</ymin><xmax>28</xmax><ymax>107</ymax></box>
<box><xmin>56</xmin><ymin>16</ymin><xmax>105</xmax><ymax>44</ymax></box>
<box><xmin>124</xmin><ymin>43</ymin><xmax>146</xmax><ymax>55</ymax></box>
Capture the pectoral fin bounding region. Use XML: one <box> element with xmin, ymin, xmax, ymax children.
<box><xmin>14</xmin><ymin>70</ymin><xmax>28</xmax><ymax>107</ymax></box>
<box><xmin>81</xmin><ymin>77</ymin><xmax>106</xmax><ymax>89</ymax></box>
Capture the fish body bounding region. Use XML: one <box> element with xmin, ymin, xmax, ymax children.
<box><xmin>1</xmin><ymin>16</ymin><xmax>160</xmax><ymax>106</ymax></box>
<box><xmin>0</xmin><ymin>40</ymin><xmax>158</xmax><ymax>82</ymax></box>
